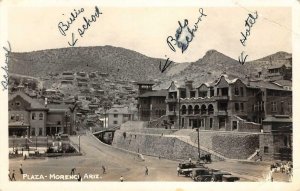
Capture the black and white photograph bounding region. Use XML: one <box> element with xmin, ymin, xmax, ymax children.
<box><xmin>1</xmin><ymin>0</ymin><xmax>300</xmax><ymax>191</ymax></box>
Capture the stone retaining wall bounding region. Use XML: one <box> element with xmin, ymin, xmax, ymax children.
<box><xmin>112</xmin><ymin>130</ymin><xmax>223</xmax><ymax>161</ymax></box>
<box><xmin>189</xmin><ymin>131</ymin><xmax>260</xmax><ymax>159</ymax></box>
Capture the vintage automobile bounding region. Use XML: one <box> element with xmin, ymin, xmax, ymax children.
<box><xmin>190</xmin><ymin>167</ymin><xmax>211</xmax><ymax>180</ymax></box>
<box><xmin>193</xmin><ymin>170</ymin><xmax>235</xmax><ymax>182</ymax></box>
<box><xmin>222</xmin><ymin>175</ymin><xmax>240</xmax><ymax>182</ymax></box>
<box><xmin>177</xmin><ymin>162</ymin><xmax>204</xmax><ymax>176</ymax></box>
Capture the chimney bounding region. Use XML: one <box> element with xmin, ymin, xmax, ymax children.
<box><xmin>245</xmin><ymin>75</ymin><xmax>250</xmax><ymax>86</ymax></box>
<box><xmin>185</xmin><ymin>80</ymin><xmax>194</xmax><ymax>89</ymax></box>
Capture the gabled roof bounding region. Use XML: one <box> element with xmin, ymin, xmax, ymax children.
<box><xmin>215</xmin><ymin>75</ymin><xmax>240</xmax><ymax>85</ymax></box>
<box><xmin>9</xmin><ymin>91</ymin><xmax>47</xmax><ymax>110</ymax></box>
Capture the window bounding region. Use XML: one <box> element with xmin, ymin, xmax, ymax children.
<box><xmin>16</xmin><ymin>114</ymin><xmax>20</xmax><ymax>121</ymax></box>
<box><xmin>32</xmin><ymin>113</ymin><xmax>36</xmax><ymax>120</ymax></box>
<box><xmin>210</xmin><ymin>89</ymin><xmax>214</xmax><ymax>97</ymax></box>
<box><xmin>199</xmin><ymin>91</ymin><xmax>207</xmax><ymax>98</ymax></box>
<box><xmin>240</xmin><ymin>103</ymin><xmax>244</xmax><ymax>112</ymax></box>
<box><xmin>219</xmin><ymin>117</ymin><xmax>226</xmax><ymax>129</ymax></box>
<box><xmin>181</xmin><ymin>118</ymin><xmax>184</xmax><ymax>127</ymax></box>
<box><xmin>113</xmin><ymin>121</ymin><xmax>118</xmax><ymax>124</ymax></box>
<box><xmin>271</xmin><ymin>102</ymin><xmax>277</xmax><ymax>112</ymax></box>
<box><xmin>209</xmin><ymin>118</ymin><xmax>213</xmax><ymax>129</ymax></box>
<box><xmin>114</xmin><ymin>114</ymin><xmax>118</xmax><ymax>118</ymax></box>
<box><xmin>190</xmin><ymin>91</ymin><xmax>196</xmax><ymax>98</ymax></box>
<box><xmin>235</xmin><ymin>103</ymin><xmax>240</xmax><ymax>111</ymax></box>
<box><xmin>264</xmin><ymin>146</ymin><xmax>269</xmax><ymax>153</ymax></box>
<box><xmin>15</xmin><ymin>101</ymin><xmax>21</xmax><ymax>106</ymax></box>
<box><xmin>39</xmin><ymin>128</ymin><xmax>43</xmax><ymax>136</ymax></box>
<box><xmin>20</xmin><ymin>114</ymin><xmax>24</xmax><ymax>121</ymax></box>
<box><xmin>232</xmin><ymin>121</ymin><xmax>238</xmax><ymax>130</ymax></box>
<box><xmin>288</xmin><ymin>102</ymin><xmax>292</xmax><ymax>113</ymax></box>
<box><xmin>189</xmin><ymin>119</ymin><xmax>192</xmax><ymax>127</ymax></box>
<box><xmin>10</xmin><ymin>114</ymin><xmax>15</xmax><ymax>120</ymax></box>
<box><xmin>180</xmin><ymin>91</ymin><xmax>186</xmax><ymax>98</ymax></box>
<box><xmin>31</xmin><ymin>128</ymin><xmax>35</xmax><ymax>136</ymax></box>
<box><xmin>57</xmin><ymin>121</ymin><xmax>61</xmax><ymax>125</ymax></box>
<box><xmin>39</xmin><ymin>113</ymin><xmax>44</xmax><ymax>120</ymax></box>
<box><xmin>234</xmin><ymin>87</ymin><xmax>239</xmax><ymax>96</ymax></box>
<box><xmin>240</xmin><ymin>87</ymin><xmax>244</xmax><ymax>96</ymax></box>
<box><xmin>200</xmin><ymin>119</ymin><xmax>205</xmax><ymax>127</ymax></box>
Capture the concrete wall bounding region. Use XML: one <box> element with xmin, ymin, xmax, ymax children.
<box><xmin>116</xmin><ymin>122</ymin><xmax>261</xmax><ymax>160</ymax></box>
<box><xmin>189</xmin><ymin>131</ymin><xmax>260</xmax><ymax>159</ymax></box>
<box><xmin>112</xmin><ymin>130</ymin><xmax>222</xmax><ymax>161</ymax></box>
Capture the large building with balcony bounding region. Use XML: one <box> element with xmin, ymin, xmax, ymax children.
<box><xmin>166</xmin><ymin>75</ymin><xmax>292</xmax><ymax>132</ymax></box>
<box><xmin>137</xmin><ymin>82</ymin><xmax>167</xmax><ymax>121</ymax></box>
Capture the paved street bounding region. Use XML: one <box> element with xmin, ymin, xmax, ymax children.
<box><xmin>9</xmin><ymin>133</ymin><xmax>283</xmax><ymax>182</ymax></box>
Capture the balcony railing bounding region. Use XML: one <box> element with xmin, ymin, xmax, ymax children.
<box><xmin>215</xmin><ymin>110</ymin><xmax>228</xmax><ymax>116</ymax></box>
<box><xmin>166</xmin><ymin>98</ymin><xmax>177</xmax><ymax>103</ymax></box>
<box><xmin>215</xmin><ymin>95</ymin><xmax>229</xmax><ymax>100</ymax></box>
<box><xmin>166</xmin><ymin>111</ymin><xmax>176</xmax><ymax>116</ymax></box>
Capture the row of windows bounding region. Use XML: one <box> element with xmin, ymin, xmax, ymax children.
<box><xmin>234</xmin><ymin>102</ymin><xmax>244</xmax><ymax>112</ymax></box>
<box><xmin>10</xmin><ymin>114</ymin><xmax>24</xmax><ymax>121</ymax></box>
<box><xmin>32</xmin><ymin>113</ymin><xmax>44</xmax><ymax>120</ymax></box>
<box><xmin>270</xmin><ymin>101</ymin><xmax>292</xmax><ymax>113</ymax></box>
<box><xmin>179</xmin><ymin>87</ymin><xmax>246</xmax><ymax>99</ymax></box>
<box><xmin>31</xmin><ymin>128</ymin><xmax>43</xmax><ymax>136</ymax></box>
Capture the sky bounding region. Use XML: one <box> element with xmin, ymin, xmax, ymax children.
<box><xmin>7</xmin><ymin>6</ymin><xmax>291</xmax><ymax>62</ymax></box>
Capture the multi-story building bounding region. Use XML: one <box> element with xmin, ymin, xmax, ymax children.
<box><xmin>166</xmin><ymin>75</ymin><xmax>292</xmax><ymax>132</ymax></box>
<box><xmin>137</xmin><ymin>82</ymin><xmax>167</xmax><ymax>121</ymax></box>
<box><xmin>107</xmin><ymin>105</ymin><xmax>136</xmax><ymax>128</ymax></box>
<box><xmin>9</xmin><ymin>91</ymin><xmax>73</xmax><ymax>137</ymax></box>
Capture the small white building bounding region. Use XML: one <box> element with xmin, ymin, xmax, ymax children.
<box><xmin>107</xmin><ymin>105</ymin><xmax>134</xmax><ymax>128</ymax></box>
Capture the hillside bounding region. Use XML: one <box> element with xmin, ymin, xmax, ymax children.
<box><xmin>156</xmin><ymin>50</ymin><xmax>258</xmax><ymax>89</ymax></box>
<box><xmin>8</xmin><ymin>46</ymin><xmax>169</xmax><ymax>82</ymax></box>
<box><xmin>8</xmin><ymin>46</ymin><xmax>292</xmax><ymax>90</ymax></box>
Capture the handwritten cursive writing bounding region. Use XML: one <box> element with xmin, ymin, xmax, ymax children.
<box><xmin>58</xmin><ymin>6</ymin><xmax>102</xmax><ymax>47</ymax></box>
<box><xmin>238</xmin><ymin>11</ymin><xmax>258</xmax><ymax>65</ymax></box>
<box><xmin>2</xmin><ymin>41</ymin><xmax>11</xmax><ymax>91</ymax></box>
<box><xmin>58</xmin><ymin>8</ymin><xmax>85</xmax><ymax>36</ymax></box>
<box><xmin>240</xmin><ymin>11</ymin><xmax>258</xmax><ymax>46</ymax></box>
<box><xmin>78</xmin><ymin>6</ymin><xmax>102</xmax><ymax>37</ymax></box>
<box><xmin>167</xmin><ymin>8</ymin><xmax>207</xmax><ymax>53</ymax></box>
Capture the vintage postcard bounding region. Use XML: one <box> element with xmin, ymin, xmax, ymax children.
<box><xmin>0</xmin><ymin>0</ymin><xmax>300</xmax><ymax>190</ymax></box>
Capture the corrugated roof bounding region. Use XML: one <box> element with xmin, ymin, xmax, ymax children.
<box><xmin>139</xmin><ymin>89</ymin><xmax>168</xmax><ymax>98</ymax></box>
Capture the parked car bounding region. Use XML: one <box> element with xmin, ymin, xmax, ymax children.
<box><xmin>222</xmin><ymin>175</ymin><xmax>240</xmax><ymax>182</ymax></box>
<box><xmin>193</xmin><ymin>170</ymin><xmax>237</xmax><ymax>182</ymax></box>
<box><xmin>190</xmin><ymin>167</ymin><xmax>211</xmax><ymax>180</ymax></box>
<box><xmin>177</xmin><ymin>162</ymin><xmax>204</xmax><ymax>176</ymax></box>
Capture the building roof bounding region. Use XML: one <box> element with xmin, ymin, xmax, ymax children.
<box><xmin>272</xmin><ymin>80</ymin><xmax>292</xmax><ymax>87</ymax></box>
<box><xmin>139</xmin><ymin>89</ymin><xmax>168</xmax><ymax>98</ymax></box>
<box><xmin>268</xmin><ymin>60</ymin><xmax>289</xmax><ymax>70</ymax></box>
<box><xmin>9</xmin><ymin>91</ymin><xmax>48</xmax><ymax>110</ymax></box>
<box><xmin>47</xmin><ymin>104</ymin><xmax>70</xmax><ymax>113</ymax></box>
<box><xmin>9</xmin><ymin>121</ymin><xmax>30</xmax><ymax>127</ymax></box>
<box><xmin>263</xmin><ymin>116</ymin><xmax>292</xmax><ymax>123</ymax></box>
<box><xmin>247</xmin><ymin>80</ymin><xmax>290</xmax><ymax>91</ymax></box>
<box><xmin>136</xmin><ymin>81</ymin><xmax>155</xmax><ymax>85</ymax></box>
<box><xmin>107</xmin><ymin>106</ymin><xmax>132</xmax><ymax>114</ymax></box>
